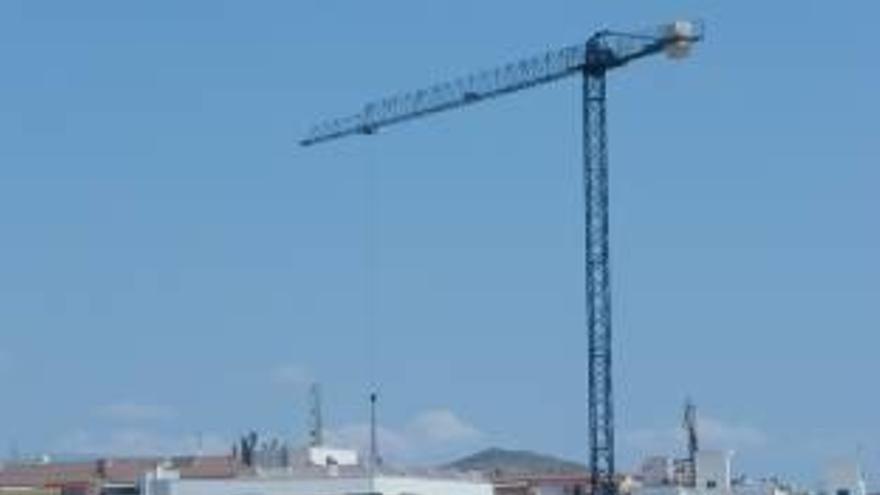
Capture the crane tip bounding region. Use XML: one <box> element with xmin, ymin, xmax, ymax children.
<box><xmin>664</xmin><ymin>20</ymin><xmax>702</xmax><ymax>59</ymax></box>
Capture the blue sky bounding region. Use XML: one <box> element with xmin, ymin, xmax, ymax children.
<box><xmin>1</xmin><ymin>0</ymin><xmax>878</xmax><ymax>486</ymax></box>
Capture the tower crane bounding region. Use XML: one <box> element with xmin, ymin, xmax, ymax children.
<box><xmin>301</xmin><ymin>21</ymin><xmax>704</xmax><ymax>495</ymax></box>
<box><xmin>683</xmin><ymin>398</ymin><xmax>699</xmax><ymax>487</ymax></box>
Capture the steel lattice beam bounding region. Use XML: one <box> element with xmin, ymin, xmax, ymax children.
<box><xmin>584</xmin><ymin>67</ymin><xmax>615</xmax><ymax>495</ymax></box>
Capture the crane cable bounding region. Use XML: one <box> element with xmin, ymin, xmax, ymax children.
<box><xmin>362</xmin><ymin>142</ymin><xmax>381</xmax><ymax>470</ymax></box>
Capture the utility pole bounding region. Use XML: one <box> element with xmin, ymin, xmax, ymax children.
<box><xmin>309</xmin><ymin>383</ymin><xmax>324</xmax><ymax>447</ymax></box>
<box><xmin>369</xmin><ymin>392</ymin><xmax>379</xmax><ymax>471</ymax></box>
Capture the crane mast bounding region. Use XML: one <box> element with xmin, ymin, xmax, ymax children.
<box><xmin>682</xmin><ymin>399</ymin><xmax>700</xmax><ymax>487</ymax></box>
<box><xmin>583</xmin><ymin>64</ymin><xmax>614</xmax><ymax>495</ymax></box>
<box><xmin>301</xmin><ymin>21</ymin><xmax>703</xmax><ymax>495</ymax></box>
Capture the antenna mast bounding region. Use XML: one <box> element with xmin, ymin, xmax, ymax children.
<box><xmin>369</xmin><ymin>392</ymin><xmax>380</xmax><ymax>472</ymax></box>
<box><xmin>309</xmin><ymin>383</ymin><xmax>324</xmax><ymax>447</ymax></box>
<box><xmin>682</xmin><ymin>398</ymin><xmax>699</xmax><ymax>487</ymax></box>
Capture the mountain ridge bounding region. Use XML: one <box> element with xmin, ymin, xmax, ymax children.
<box><xmin>446</xmin><ymin>447</ymin><xmax>587</xmax><ymax>476</ymax></box>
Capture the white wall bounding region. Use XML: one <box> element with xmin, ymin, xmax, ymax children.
<box><xmin>306</xmin><ymin>448</ymin><xmax>359</xmax><ymax>467</ymax></box>
<box><xmin>376</xmin><ymin>477</ymin><xmax>493</xmax><ymax>495</ymax></box>
<box><xmin>633</xmin><ymin>486</ymin><xmax>690</xmax><ymax>495</ymax></box>
<box><xmin>150</xmin><ymin>478</ymin><xmax>370</xmax><ymax>495</ymax></box>
<box><xmin>532</xmin><ymin>485</ymin><xmax>570</xmax><ymax>495</ymax></box>
<box><xmin>823</xmin><ymin>459</ymin><xmax>866</xmax><ymax>495</ymax></box>
<box><xmin>640</xmin><ymin>456</ymin><xmax>674</xmax><ymax>487</ymax></box>
<box><xmin>143</xmin><ymin>475</ymin><xmax>493</xmax><ymax>495</ymax></box>
<box><xmin>695</xmin><ymin>451</ymin><xmax>732</xmax><ymax>491</ymax></box>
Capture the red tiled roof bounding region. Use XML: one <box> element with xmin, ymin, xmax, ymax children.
<box><xmin>99</xmin><ymin>458</ymin><xmax>163</xmax><ymax>484</ymax></box>
<box><xmin>176</xmin><ymin>456</ymin><xmax>238</xmax><ymax>479</ymax></box>
<box><xmin>0</xmin><ymin>462</ymin><xmax>98</xmax><ymax>487</ymax></box>
<box><xmin>0</xmin><ymin>456</ymin><xmax>237</xmax><ymax>488</ymax></box>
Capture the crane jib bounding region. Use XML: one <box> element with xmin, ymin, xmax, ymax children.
<box><xmin>300</xmin><ymin>22</ymin><xmax>702</xmax><ymax>146</ymax></box>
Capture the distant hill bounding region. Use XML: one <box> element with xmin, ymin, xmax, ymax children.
<box><xmin>446</xmin><ymin>447</ymin><xmax>587</xmax><ymax>476</ymax></box>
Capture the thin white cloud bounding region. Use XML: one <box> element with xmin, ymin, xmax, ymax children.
<box><xmin>624</xmin><ymin>416</ymin><xmax>767</xmax><ymax>455</ymax></box>
<box><xmin>96</xmin><ymin>402</ymin><xmax>178</xmax><ymax>422</ymax></box>
<box><xmin>273</xmin><ymin>363</ymin><xmax>313</xmax><ymax>389</ymax></box>
<box><xmin>325</xmin><ymin>408</ymin><xmax>484</xmax><ymax>463</ymax></box>
<box><xmin>700</xmin><ymin>417</ymin><xmax>767</xmax><ymax>449</ymax></box>
<box><xmin>407</xmin><ymin>409</ymin><xmax>482</xmax><ymax>443</ymax></box>
<box><xmin>55</xmin><ymin>429</ymin><xmax>229</xmax><ymax>457</ymax></box>
<box><xmin>326</xmin><ymin>423</ymin><xmax>412</xmax><ymax>457</ymax></box>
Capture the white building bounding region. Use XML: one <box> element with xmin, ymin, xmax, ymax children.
<box><xmin>634</xmin><ymin>451</ymin><xmax>736</xmax><ymax>495</ymax></box>
<box><xmin>289</xmin><ymin>447</ymin><xmax>360</xmax><ymax>468</ymax></box>
<box><xmin>140</xmin><ymin>464</ymin><xmax>491</xmax><ymax>495</ymax></box>
<box><xmin>142</xmin><ymin>475</ymin><xmax>491</xmax><ymax>495</ymax></box>
<box><xmin>639</xmin><ymin>456</ymin><xmax>674</xmax><ymax>487</ymax></box>
<box><xmin>494</xmin><ymin>475</ymin><xmax>589</xmax><ymax>495</ymax></box>
<box><xmin>695</xmin><ymin>451</ymin><xmax>733</xmax><ymax>492</ymax></box>
<box><xmin>823</xmin><ymin>458</ymin><xmax>866</xmax><ymax>495</ymax></box>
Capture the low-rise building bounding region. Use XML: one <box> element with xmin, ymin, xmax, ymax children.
<box><xmin>492</xmin><ymin>475</ymin><xmax>590</xmax><ymax>495</ymax></box>
<box><xmin>822</xmin><ymin>459</ymin><xmax>866</xmax><ymax>495</ymax></box>
<box><xmin>140</xmin><ymin>465</ymin><xmax>491</xmax><ymax>495</ymax></box>
<box><xmin>0</xmin><ymin>456</ymin><xmax>237</xmax><ymax>495</ymax></box>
